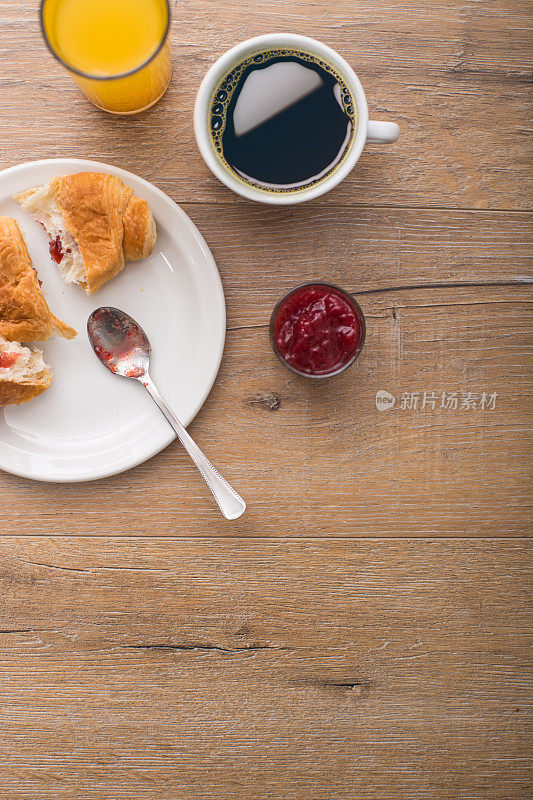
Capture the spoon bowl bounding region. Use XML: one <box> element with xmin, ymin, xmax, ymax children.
<box><xmin>87</xmin><ymin>306</ymin><xmax>246</xmax><ymax>520</ymax></box>
<box><xmin>87</xmin><ymin>307</ymin><xmax>151</xmax><ymax>379</ymax></box>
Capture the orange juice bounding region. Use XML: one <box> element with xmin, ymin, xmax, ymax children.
<box><xmin>41</xmin><ymin>0</ymin><xmax>171</xmax><ymax>114</ymax></box>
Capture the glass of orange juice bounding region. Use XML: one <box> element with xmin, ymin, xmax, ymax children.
<box><xmin>40</xmin><ymin>0</ymin><xmax>172</xmax><ymax>115</ymax></box>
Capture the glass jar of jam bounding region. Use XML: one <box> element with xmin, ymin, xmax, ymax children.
<box><xmin>270</xmin><ymin>282</ymin><xmax>366</xmax><ymax>378</ymax></box>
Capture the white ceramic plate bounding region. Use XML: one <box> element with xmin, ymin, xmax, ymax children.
<box><xmin>0</xmin><ymin>159</ymin><xmax>225</xmax><ymax>482</ymax></box>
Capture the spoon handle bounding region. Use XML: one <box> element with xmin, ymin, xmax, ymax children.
<box><xmin>142</xmin><ymin>375</ymin><xmax>246</xmax><ymax>520</ymax></box>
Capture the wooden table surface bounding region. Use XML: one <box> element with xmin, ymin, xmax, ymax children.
<box><xmin>1</xmin><ymin>1</ymin><xmax>532</xmax><ymax>798</ymax></box>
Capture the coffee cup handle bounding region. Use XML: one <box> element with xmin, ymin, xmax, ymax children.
<box><xmin>367</xmin><ymin>120</ymin><xmax>400</xmax><ymax>144</ymax></box>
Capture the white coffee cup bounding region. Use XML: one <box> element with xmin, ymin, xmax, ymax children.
<box><xmin>194</xmin><ymin>33</ymin><xmax>400</xmax><ymax>205</ymax></box>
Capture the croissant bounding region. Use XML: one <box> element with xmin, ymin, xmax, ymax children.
<box><xmin>0</xmin><ymin>336</ymin><xmax>52</xmax><ymax>406</ymax></box>
<box><xmin>0</xmin><ymin>216</ymin><xmax>76</xmax><ymax>342</ymax></box>
<box><xmin>15</xmin><ymin>172</ymin><xmax>157</xmax><ymax>295</ymax></box>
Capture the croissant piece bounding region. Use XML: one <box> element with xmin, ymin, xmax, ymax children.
<box><xmin>0</xmin><ymin>216</ymin><xmax>76</xmax><ymax>342</ymax></box>
<box><xmin>0</xmin><ymin>336</ymin><xmax>52</xmax><ymax>406</ymax></box>
<box><xmin>15</xmin><ymin>172</ymin><xmax>156</xmax><ymax>294</ymax></box>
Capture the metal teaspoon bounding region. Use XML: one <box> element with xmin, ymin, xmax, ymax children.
<box><xmin>87</xmin><ymin>307</ymin><xmax>246</xmax><ymax>520</ymax></box>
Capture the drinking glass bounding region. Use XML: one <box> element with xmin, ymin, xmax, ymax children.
<box><xmin>40</xmin><ymin>0</ymin><xmax>172</xmax><ymax>115</ymax></box>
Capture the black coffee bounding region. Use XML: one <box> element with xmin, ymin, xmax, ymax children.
<box><xmin>209</xmin><ymin>49</ymin><xmax>356</xmax><ymax>193</ymax></box>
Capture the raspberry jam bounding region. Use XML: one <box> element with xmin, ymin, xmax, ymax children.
<box><xmin>0</xmin><ymin>351</ymin><xmax>19</xmax><ymax>369</ymax></box>
<box><xmin>271</xmin><ymin>283</ymin><xmax>365</xmax><ymax>376</ymax></box>
<box><xmin>49</xmin><ymin>235</ymin><xmax>63</xmax><ymax>264</ymax></box>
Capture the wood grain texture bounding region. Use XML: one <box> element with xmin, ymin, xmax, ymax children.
<box><xmin>1</xmin><ymin>537</ymin><xmax>532</xmax><ymax>800</ymax></box>
<box><xmin>0</xmin><ymin>207</ymin><xmax>530</xmax><ymax>536</ymax></box>
<box><xmin>1</xmin><ymin>0</ymin><xmax>532</xmax><ymax>209</ymax></box>
<box><xmin>184</xmin><ymin>204</ymin><xmax>533</xmax><ymax>328</ymax></box>
<box><xmin>0</xmin><ymin>295</ymin><xmax>531</xmax><ymax>535</ymax></box>
<box><xmin>1</xmin><ymin>1</ymin><xmax>532</xmax><ymax>796</ymax></box>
